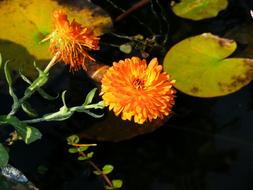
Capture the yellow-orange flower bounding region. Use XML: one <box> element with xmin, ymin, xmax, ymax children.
<box><xmin>100</xmin><ymin>57</ymin><xmax>176</xmax><ymax>124</ymax></box>
<box><xmin>42</xmin><ymin>10</ymin><xmax>100</xmax><ymax>71</ymax></box>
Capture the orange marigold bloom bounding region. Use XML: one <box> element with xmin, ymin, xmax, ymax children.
<box><xmin>42</xmin><ymin>10</ymin><xmax>100</xmax><ymax>71</ymax></box>
<box><xmin>100</xmin><ymin>57</ymin><xmax>176</xmax><ymax>124</ymax></box>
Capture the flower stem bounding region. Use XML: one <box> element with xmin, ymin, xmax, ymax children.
<box><xmin>79</xmin><ymin>151</ymin><xmax>113</xmax><ymax>188</ymax></box>
<box><xmin>7</xmin><ymin>53</ymin><xmax>60</xmax><ymax>117</ymax></box>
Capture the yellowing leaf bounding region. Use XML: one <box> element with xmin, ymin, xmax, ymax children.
<box><xmin>163</xmin><ymin>33</ymin><xmax>253</xmax><ymax>97</ymax></box>
<box><xmin>0</xmin><ymin>0</ymin><xmax>112</xmax><ymax>77</ymax></box>
<box><xmin>171</xmin><ymin>0</ymin><xmax>228</xmax><ymax>20</ymax></box>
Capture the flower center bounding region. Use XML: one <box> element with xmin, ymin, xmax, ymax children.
<box><xmin>132</xmin><ymin>78</ymin><xmax>145</xmax><ymax>89</ymax></box>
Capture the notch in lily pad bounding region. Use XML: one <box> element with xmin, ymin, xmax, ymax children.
<box><xmin>163</xmin><ymin>33</ymin><xmax>253</xmax><ymax>97</ymax></box>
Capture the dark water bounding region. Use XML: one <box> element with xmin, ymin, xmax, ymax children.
<box><xmin>2</xmin><ymin>0</ymin><xmax>253</xmax><ymax>190</ymax></box>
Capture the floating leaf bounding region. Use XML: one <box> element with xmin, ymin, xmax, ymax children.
<box><xmin>163</xmin><ymin>33</ymin><xmax>253</xmax><ymax>97</ymax></box>
<box><xmin>102</xmin><ymin>165</ymin><xmax>114</xmax><ymax>174</ymax></box>
<box><xmin>171</xmin><ymin>0</ymin><xmax>228</xmax><ymax>20</ymax></box>
<box><xmin>0</xmin><ymin>144</ymin><xmax>9</xmax><ymax>167</ymax></box>
<box><xmin>0</xmin><ymin>0</ymin><xmax>112</xmax><ymax>78</ymax></box>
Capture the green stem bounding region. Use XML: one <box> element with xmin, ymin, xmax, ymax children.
<box><xmin>7</xmin><ymin>53</ymin><xmax>60</xmax><ymax>117</ymax></box>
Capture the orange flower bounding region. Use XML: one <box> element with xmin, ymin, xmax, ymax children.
<box><xmin>100</xmin><ymin>57</ymin><xmax>176</xmax><ymax>124</ymax></box>
<box><xmin>42</xmin><ymin>10</ymin><xmax>100</xmax><ymax>71</ymax></box>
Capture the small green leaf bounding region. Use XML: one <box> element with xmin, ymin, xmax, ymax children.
<box><xmin>83</xmin><ymin>88</ymin><xmax>97</xmax><ymax>106</ymax></box>
<box><xmin>119</xmin><ymin>43</ymin><xmax>132</xmax><ymax>54</ymax></box>
<box><xmin>104</xmin><ymin>186</ymin><xmax>114</xmax><ymax>190</ymax></box>
<box><xmin>86</xmin><ymin>152</ymin><xmax>94</xmax><ymax>159</ymax></box>
<box><xmin>171</xmin><ymin>0</ymin><xmax>228</xmax><ymax>20</ymax></box>
<box><xmin>0</xmin><ymin>144</ymin><xmax>9</xmax><ymax>167</ymax></box>
<box><xmin>67</xmin><ymin>135</ymin><xmax>80</xmax><ymax>145</ymax></box>
<box><xmin>68</xmin><ymin>147</ymin><xmax>79</xmax><ymax>154</ymax></box>
<box><xmin>93</xmin><ymin>170</ymin><xmax>102</xmax><ymax>175</ymax></box>
<box><xmin>21</xmin><ymin>101</ymin><xmax>38</xmax><ymax>117</ymax></box>
<box><xmin>77</xmin><ymin>156</ymin><xmax>87</xmax><ymax>161</ymax></box>
<box><xmin>112</xmin><ymin>179</ymin><xmax>123</xmax><ymax>189</ymax></box>
<box><xmin>102</xmin><ymin>164</ymin><xmax>114</xmax><ymax>174</ymax></box>
<box><xmin>78</xmin><ymin>146</ymin><xmax>89</xmax><ymax>152</ymax></box>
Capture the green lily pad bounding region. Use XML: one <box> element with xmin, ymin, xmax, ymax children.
<box><xmin>0</xmin><ymin>0</ymin><xmax>112</xmax><ymax>78</ymax></box>
<box><xmin>171</xmin><ymin>0</ymin><xmax>228</xmax><ymax>20</ymax></box>
<box><xmin>163</xmin><ymin>33</ymin><xmax>253</xmax><ymax>97</ymax></box>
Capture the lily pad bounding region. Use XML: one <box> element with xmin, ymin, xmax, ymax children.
<box><xmin>0</xmin><ymin>0</ymin><xmax>112</xmax><ymax>78</ymax></box>
<box><xmin>171</xmin><ymin>0</ymin><xmax>228</xmax><ymax>20</ymax></box>
<box><xmin>163</xmin><ymin>33</ymin><xmax>253</xmax><ymax>97</ymax></box>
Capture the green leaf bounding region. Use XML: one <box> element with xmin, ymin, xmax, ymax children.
<box><xmin>68</xmin><ymin>147</ymin><xmax>79</xmax><ymax>154</ymax></box>
<box><xmin>86</xmin><ymin>152</ymin><xmax>94</xmax><ymax>159</ymax></box>
<box><xmin>83</xmin><ymin>88</ymin><xmax>97</xmax><ymax>105</ymax></box>
<box><xmin>4</xmin><ymin>61</ymin><xmax>12</xmax><ymax>86</ymax></box>
<box><xmin>102</xmin><ymin>164</ymin><xmax>114</xmax><ymax>174</ymax></box>
<box><xmin>0</xmin><ymin>144</ymin><xmax>9</xmax><ymax>167</ymax></box>
<box><xmin>78</xmin><ymin>146</ymin><xmax>89</xmax><ymax>152</ymax></box>
<box><xmin>163</xmin><ymin>33</ymin><xmax>253</xmax><ymax>97</ymax></box>
<box><xmin>119</xmin><ymin>43</ymin><xmax>132</xmax><ymax>54</ymax></box>
<box><xmin>112</xmin><ymin>179</ymin><xmax>123</xmax><ymax>189</ymax></box>
<box><xmin>171</xmin><ymin>0</ymin><xmax>228</xmax><ymax>20</ymax></box>
<box><xmin>67</xmin><ymin>135</ymin><xmax>80</xmax><ymax>145</ymax></box>
<box><xmin>21</xmin><ymin>101</ymin><xmax>38</xmax><ymax>117</ymax></box>
<box><xmin>5</xmin><ymin>116</ymin><xmax>42</xmax><ymax>144</ymax></box>
<box><xmin>93</xmin><ymin>170</ymin><xmax>102</xmax><ymax>175</ymax></box>
<box><xmin>37</xmin><ymin>88</ymin><xmax>58</xmax><ymax>100</ymax></box>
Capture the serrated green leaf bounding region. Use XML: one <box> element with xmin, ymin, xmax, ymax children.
<box><xmin>5</xmin><ymin>116</ymin><xmax>42</xmax><ymax>144</ymax></box>
<box><xmin>112</xmin><ymin>179</ymin><xmax>123</xmax><ymax>189</ymax></box>
<box><xmin>67</xmin><ymin>135</ymin><xmax>80</xmax><ymax>145</ymax></box>
<box><xmin>0</xmin><ymin>144</ymin><xmax>9</xmax><ymax>167</ymax></box>
<box><xmin>102</xmin><ymin>164</ymin><xmax>114</xmax><ymax>175</ymax></box>
<box><xmin>83</xmin><ymin>88</ymin><xmax>97</xmax><ymax>106</ymax></box>
<box><xmin>68</xmin><ymin>147</ymin><xmax>79</xmax><ymax>154</ymax></box>
<box><xmin>21</xmin><ymin>101</ymin><xmax>38</xmax><ymax>117</ymax></box>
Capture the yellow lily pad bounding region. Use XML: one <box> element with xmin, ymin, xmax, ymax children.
<box><xmin>0</xmin><ymin>0</ymin><xmax>112</xmax><ymax>78</ymax></box>
<box><xmin>171</xmin><ymin>0</ymin><xmax>228</xmax><ymax>20</ymax></box>
<box><xmin>163</xmin><ymin>33</ymin><xmax>253</xmax><ymax>97</ymax></box>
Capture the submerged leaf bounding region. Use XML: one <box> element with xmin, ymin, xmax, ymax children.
<box><xmin>163</xmin><ymin>33</ymin><xmax>253</xmax><ymax>97</ymax></box>
<box><xmin>0</xmin><ymin>0</ymin><xmax>112</xmax><ymax>78</ymax></box>
<box><xmin>0</xmin><ymin>144</ymin><xmax>9</xmax><ymax>167</ymax></box>
<box><xmin>171</xmin><ymin>0</ymin><xmax>228</xmax><ymax>20</ymax></box>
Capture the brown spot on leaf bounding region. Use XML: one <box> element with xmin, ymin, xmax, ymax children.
<box><xmin>218</xmin><ymin>38</ymin><xmax>234</xmax><ymax>47</ymax></box>
<box><xmin>218</xmin><ymin>59</ymin><xmax>253</xmax><ymax>92</ymax></box>
<box><xmin>190</xmin><ymin>87</ymin><xmax>199</xmax><ymax>93</ymax></box>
